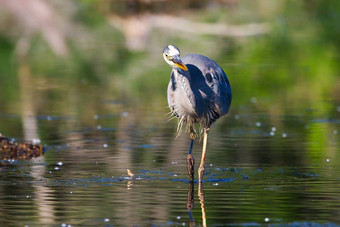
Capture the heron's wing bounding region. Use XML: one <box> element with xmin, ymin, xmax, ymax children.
<box><xmin>182</xmin><ymin>54</ymin><xmax>232</xmax><ymax>117</ymax></box>
<box><xmin>207</xmin><ymin>65</ymin><xmax>232</xmax><ymax>116</ymax></box>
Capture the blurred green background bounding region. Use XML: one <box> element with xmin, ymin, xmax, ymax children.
<box><xmin>0</xmin><ymin>0</ymin><xmax>339</xmax><ymax>142</ymax></box>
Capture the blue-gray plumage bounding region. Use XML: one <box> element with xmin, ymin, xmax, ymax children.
<box><xmin>163</xmin><ymin>45</ymin><xmax>232</xmax><ymax>183</ymax></box>
<box><xmin>168</xmin><ymin>54</ymin><xmax>231</xmax><ymax>129</ymax></box>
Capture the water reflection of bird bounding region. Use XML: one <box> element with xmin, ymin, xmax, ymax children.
<box><xmin>163</xmin><ymin>45</ymin><xmax>232</xmax><ymax>183</ymax></box>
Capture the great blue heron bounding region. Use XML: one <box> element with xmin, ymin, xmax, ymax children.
<box><xmin>163</xmin><ymin>45</ymin><xmax>232</xmax><ymax>183</ymax></box>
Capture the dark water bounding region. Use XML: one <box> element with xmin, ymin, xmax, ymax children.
<box><xmin>1</xmin><ymin>89</ymin><xmax>340</xmax><ymax>226</ymax></box>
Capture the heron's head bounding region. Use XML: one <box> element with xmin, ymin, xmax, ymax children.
<box><xmin>163</xmin><ymin>45</ymin><xmax>188</xmax><ymax>71</ymax></box>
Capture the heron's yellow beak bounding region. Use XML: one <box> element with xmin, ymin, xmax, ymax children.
<box><xmin>173</xmin><ymin>58</ymin><xmax>188</xmax><ymax>71</ymax></box>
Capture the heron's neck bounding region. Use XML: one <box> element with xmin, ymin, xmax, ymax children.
<box><xmin>174</xmin><ymin>68</ymin><xmax>191</xmax><ymax>81</ymax></box>
<box><xmin>173</xmin><ymin>68</ymin><xmax>195</xmax><ymax>106</ymax></box>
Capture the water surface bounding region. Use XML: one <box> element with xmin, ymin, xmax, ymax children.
<box><xmin>1</xmin><ymin>86</ymin><xmax>340</xmax><ymax>226</ymax></box>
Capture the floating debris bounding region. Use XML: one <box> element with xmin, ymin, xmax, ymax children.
<box><xmin>0</xmin><ymin>134</ymin><xmax>45</xmax><ymax>162</ymax></box>
<box><xmin>127</xmin><ymin>169</ymin><xmax>135</xmax><ymax>179</ymax></box>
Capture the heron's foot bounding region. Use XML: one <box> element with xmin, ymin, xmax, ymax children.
<box><xmin>198</xmin><ymin>165</ymin><xmax>205</xmax><ymax>183</ymax></box>
<box><xmin>186</xmin><ymin>154</ymin><xmax>195</xmax><ymax>182</ymax></box>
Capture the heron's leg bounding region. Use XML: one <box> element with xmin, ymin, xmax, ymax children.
<box><xmin>189</xmin><ymin>127</ymin><xmax>196</xmax><ymax>154</ymax></box>
<box><xmin>198</xmin><ymin>182</ymin><xmax>206</xmax><ymax>227</ymax></box>
<box><xmin>187</xmin><ymin>182</ymin><xmax>195</xmax><ymax>226</ymax></box>
<box><xmin>186</xmin><ymin>126</ymin><xmax>196</xmax><ymax>182</ymax></box>
<box><xmin>198</xmin><ymin>128</ymin><xmax>209</xmax><ymax>183</ymax></box>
